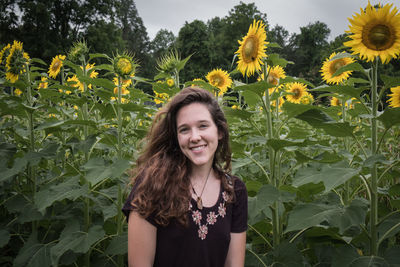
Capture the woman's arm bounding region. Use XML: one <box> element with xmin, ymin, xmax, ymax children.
<box><xmin>128</xmin><ymin>211</ymin><xmax>157</xmax><ymax>267</ymax></box>
<box><xmin>224</xmin><ymin>231</ymin><xmax>246</xmax><ymax>267</ymax></box>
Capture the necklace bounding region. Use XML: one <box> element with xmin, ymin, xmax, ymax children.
<box><xmin>191</xmin><ymin>168</ymin><xmax>212</xmax><ymax>210</ymax></box>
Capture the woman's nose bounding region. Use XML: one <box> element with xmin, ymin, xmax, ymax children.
<box><xmin>190</xmin><ymin>129</ymin><xmax>201</xmax><ymax>142</ymax></box>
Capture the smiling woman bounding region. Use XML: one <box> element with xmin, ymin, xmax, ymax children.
<box><xmin>123</xmin><ymin>87</ymin><xmax>248</xmax><ymax>267</ymax></box>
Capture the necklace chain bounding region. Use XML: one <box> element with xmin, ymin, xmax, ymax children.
<box><xmin>191</xmin><ymin>168</ymin><xmax>213</xmax><ymax>210</ymax></box>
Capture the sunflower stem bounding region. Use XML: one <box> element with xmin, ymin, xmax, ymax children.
<box><xmin>26</xmin><ymin>62</ymin><xmax>38</xmax><ymax>238</ymax></box>
<box><xmin>370</xmin><ymin>59</ymin><xmax>379</xmax><ymax>256</ymax></box>
<box><xmin>117</xmin><ymin>77</ymin><xmax>124</xmax><ymax>267</ymax></box>
<box><xmin>263</xmin><ymin>63</ymin><xmax>280</xmax><ymax>248</ymax></box>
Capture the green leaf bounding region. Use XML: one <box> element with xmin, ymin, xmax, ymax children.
<box><xmin>377</xmin><ymin>108</ymin><xmax>400</xmax><ymax>130</ymax></box>
<box><xmin>280</xmin><ymin>76</ymin><xmax>315</xmax><ymax>88</ymax></box>
<box><xmin>34</xmin><ymin>176</ymin><xmax>88</xmax><ymax>214</ymax></box>
<box><xmin>233</xmin><ymin>81</ymin><xmax>274</xmax><ymax>97</ymax></box>
<box><xmin>349</xmin><ymin>256</ymin><xmax>389</xmax><ymax>267</ymax></box>
<box><xmin>13</xmin><ymin>235</ymin><xmax>53</xmax><ymax>267</ymax></box>
<box><xmin>381</xmin><ymin>75</ymin><xmax>400</xmax><ymax>88</ymax></box>
<box><xmin>267</xmin><ymin>139</ymin><xmax>306</xmax><ymax>151</ymax></box>
<box><xmin>281</xmin><ymin>102</ymin><xmax>316</xmax><ymax>118</ymax></box>
<box><xmin>296</xmin><ymin>109</ymin><xmax>356</xmax><ymax>137</ymax></box>
<box><xmin>51</xmin><ymin>223</ymin><xmax>105</xmax><ymax>266</ymax></box>
<box><xmin>105</xmin><ymin>233</ymin><xmax>128</xmax><ymax>255</ymax></box>
<box><xmin>266</xmin><ymin>53</ymin><xmax>293</xmax><ymax>68</ymax></box>
<box><xmin>331</xmin><ymin>62</ymin><xmax>369</xmax><ymax>78</ymax></box>
<box><xmin>223</xmin><ymin>107</ymin><xmax>253</xmax><ymax>120</ymax></box>
<box><xmin>241</xmin><ymin>89</ymin><xmax>260</xmax><ymax>107</ymax></box>
<box><xmin>0</xmin><ymin>229</ymin><xmax>10</xmax><ymax>248</ymax></box>
<box><xmin>363</xmin><ymin>154</ymin><xmax>391</xmax><ymax>168</ymax></box>
<box><xmin>293</xmin><ymin>163</ymin><xmax>359</xmax><ymax>193</ymax></box>
<box><xmin>81</xmin><ymin>158</ymin><xmax>131</xmax><ymax>185</ymax></box>
<box><xmin>0</xmin><ymin>156</ymin><xmax>28</xmax><ymax>183</ymax></box>
<box><xmin>0</xmin><ymin>142</ymin><xmax>17</xmax><ymax>160</ymax></box>
<box><xmin>311</xmin><ymin>84</ymin><xmax>366</xmax><ymax>101</ymax></box>
<box><xmin>331</xmin><ymin>245</ymin><xmax>360</xmax><ymax>267</ymax></box>
<box><xmin>384</xmin><ymin>246</ymin><xmax>400</xmax><ymax>266</ymax></box>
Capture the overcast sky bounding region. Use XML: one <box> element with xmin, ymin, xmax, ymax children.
<box><xmin>135</xmin><ymin>0</ymin><xmax>400</xmax><ymax>41</ymax></box>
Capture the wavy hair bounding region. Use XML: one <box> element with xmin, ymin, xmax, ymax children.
<box><xmin>130</xmin><ymin>87</ymin><xmax>233</xmax><ymax>226</ymax></box>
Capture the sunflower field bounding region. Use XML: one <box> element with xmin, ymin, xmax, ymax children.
<box><xmin>1</xmin><ymin>2</ymin><xmax>400</xmax><ymax>267</ymax></box>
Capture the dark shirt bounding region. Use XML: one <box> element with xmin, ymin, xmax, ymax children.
<box><xmin>122</xmin><ymin>175</ymin><xmax>248</xmax><ymax>267</ymax></box>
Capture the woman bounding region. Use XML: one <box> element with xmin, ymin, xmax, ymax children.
<box><xmin>122</xmin><ymin>87</ymin><xmax>248</xmax><ymax>266</ymax></box>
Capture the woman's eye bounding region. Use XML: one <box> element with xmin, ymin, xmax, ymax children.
<box><xmin>200</xmin><ymin>124</ymin><xmax>208</xmax><ymax>128</ymax></box>
<box><xmin>179</xmin><ymin>128</ymin><xmax>188</xmax><ymax>133</ymax></box>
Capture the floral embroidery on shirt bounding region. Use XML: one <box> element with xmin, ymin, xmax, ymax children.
<box><xmin>207</xmin><ymin>212</ymin><xmax>217</xmax><ymax>225</ymax></box>
<box><xmin>218</xmin><ymin>203</ymin><xmax>226</xmax><ymax>218</ymax></box>
<box><xmin>192</xmin><ymin>210</ymin><xmax>202</xmax><ymax>225</ymax></box>
<box><xmin>190</xmin><ymin>190</ymin><xmax>228</xmax><ymax>240</ymax></box>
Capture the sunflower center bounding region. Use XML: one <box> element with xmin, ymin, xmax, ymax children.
<box><xmin>330</xmin><ymin>59</ymin><xmax>346</xmax><ymax>74</ymax></box>
<box><xmin>52</xmin><ymin>61</ymin><xmax>61</xmax><ymax>71</ymax></box>
<box><xmin>212</xmin><ymin>75</ymin><xmax>222</xmax><ymax>86</ymax></box>
<box><xmin>117</xmin><ymin>58</ymin><xmax>132</xmax><ymax>74</ymax></box>
<box><xmin>267</xmin><ymin>75</ymin><xmax>279</xmax><ymax>86</ymax></box>
<box><xmin>293</xmin><ymin>88</ymin><xmax>301</xmax><ymax>99</ymax></box>
<box><xmin>364</xmin><ymin>24</ymin><xmax>395</xmax><ymax>51</ymax></box>
<box><xmin>243</xmin><ymin>36</ymin><xmax>258</xmax><ymax>63</ymax></box>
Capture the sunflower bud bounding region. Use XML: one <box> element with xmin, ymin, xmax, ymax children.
<box><xmin>68</xmin><ymin>39</ymin><xmax>89</xmax><ymax>63</ymax></box>
<box><xmin>5</xmin><ymin>40</ymin><xmax>29</xmax><ymax>83</ymax></box>
<box><xmin>112</xmin><ymin>53</ymin><xmax>137</xmax><ymax>79</ymax></box>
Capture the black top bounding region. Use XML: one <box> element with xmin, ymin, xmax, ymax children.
<box><xmin>122</xmin><ymin>175</ymin><xmax>248</xmax><ymax>267</ymax></box>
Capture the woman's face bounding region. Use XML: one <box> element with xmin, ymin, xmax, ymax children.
<box><xmin>176</xmin><ymin>102</ymin><xmax>221</xmax><ymax>169</ymax></box>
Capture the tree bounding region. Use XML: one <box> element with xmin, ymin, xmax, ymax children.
<box><xmin>176</xmin><ymin>20</ymin><xmax>211</xmax><ymax>81</ymax></box>
<box><xmin>285</xmin><ymin>21</ymin><xmax>331</xmax><ymax>85</ymax></box>
<box><xmin>150</xmin><ymin>29</ymin><xmax>176</xmax><ymax>60</ymax></box>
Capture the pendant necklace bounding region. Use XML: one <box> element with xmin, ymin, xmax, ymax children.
<box><xmin>191</xmin><ymin>167</ymin><xmax>213</xmax><ymax>210</ymax></box>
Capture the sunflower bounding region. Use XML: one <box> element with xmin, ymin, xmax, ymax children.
<box><xmin>113</xmin><ymin>53</ymin><xmax>137</xmax><ymax>78</ymax></box>
<box><xmin>5</xmin><ymin>40</ymin><xmax>28</xmax><ymax>83</ymax></box>
<box><xmin>387</xmin><ymin>86</ymin><xmax>400</xmax><ymax>107</ymax></box>
<box><xmin>0</xmin><ymin>44</ymin><xmax>11</xmax><ymax>65</ymax></box>
<box><xmin>266</xmin><ymin>65</ymin><xmax>286</xmax><ymax>86</ymax></box>
<box><xmin>321</xmin><ymin>52</ymin><xmax>355</xmax><ymax>84</ymax></box>
<box><xmin>14</xmin><ymin>88</ymin><xmax>22</xmax><ymax>96</ymax></box>
<box><xmin>113</xmin><ymin>86</ymin><xmax>129</xmax><ymax>95</ymax></box>
<box><xmin>300</xmin><ymin>92</ymin><xmax>314</xmax><ymax>105</ymax></box>
<box><xmin>166</xmin><ymin>78</ymin><xmax>174</xmax><ymax>87</ymax></box>
<box><xmin>206</xmin><ymin>68</ymin><xmax>232</xmax><ymax>95</ymax></box>
<box><xmin>330</xmin><ymin>97</ymin><xmax>341</xmax><ymax>106</ymax></box>
<box><xmin>344</xmin><ymin>2</ymin><xmax>400</xmax><ymax>64</ymax></box>
<box><xmin>285</xmin><ymin>82</ymin><xmax>308</xmax><ymax>104</ymax></box>
<box><xmin>48</xmin><ymin>55</ymin><xmax>66</xmax><ymax>79</ymax></box>
<box><xmin>67</xmin><ymin>75</ymin><xmax>84</xmax><ymax>92</ymax></box>
<box><xmin>153</xmin><ymin>91</ymin><xmax>170</xmax><ymax>104</ymax></box>
<box><xmin>82</xmin><ymin>63</ymin><xmax>98</xmax><ymax>79</ymax></box>
<box><xmin>38</xmin><ymin>76</ymin><xmax>48</xmax><ymax>89</ymax></box>
<box><xmin>236</xmin><ymin>20</ymin><xmax>268</xmax><ymax>77</ymax></box>
<box><xmin>68</xmin><ymin>39</ymin><xmax>89</xmax><ymax>63</ymax></box>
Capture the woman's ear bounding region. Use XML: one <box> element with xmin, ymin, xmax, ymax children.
<box><xmin>218</xmin><ymin>131</ymin><xmax>223</xmax><ymax>140</ymax></box>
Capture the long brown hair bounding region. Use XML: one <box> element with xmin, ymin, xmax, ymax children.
<box><xmin>130</xmin><ymin>87</ymin><xmax>233</xmax><ymax>226</ymax></box>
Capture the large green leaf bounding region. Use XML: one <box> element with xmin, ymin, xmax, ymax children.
<box><xmin>381</xmin><ymin>74</ymin><xmax>400</xmax><ymax>88</ymax></box>
<box><xmin>296</xmin><ymin>109</ymin><xmax>356</xmax><ymax>137</ymax></box>
<box><xmin>81</xmin><ymin>157</ymin><xmax>132</xmax><ymax>185</ymax></box>
<box><xmin>0</xmin><ymin>229</ymin><xmax>10</xmax><ymax>248</ymax></box>
<box><xmin>13</xmin><ymin>235</ymin><xmax>53</xmax><ymax>267</ymax></box>
<box><xmin>281</xmin><ymin>101</ymin><xmax>316</xmax><ymax>118</ymax></box>
<box><xmin>293</xmin><ymin>163</ymin><xmax>359</xmax><ymax>193</ymax></box>
<box><xmin>234</xmin><ymin>81</ymin><xmax>274</xmax><ymax>97</ymax></box>
<box><xmin>34</xmin><ymin>176</ymin><xmax>88</xmax><ymax>214</ymax></box>
<box><xmin>331</xmin><ymin>245</ymin><xmax>360</xmax><ymax>267</ymax></box>
<box><xmin>311</xmin><ymin>84</ymin><xmax>366</xmax><ymax>100</ymax></box>
<box><xmin>51</xmin><ymin>222</ymin><xmax>105</xmax><ymax>266</ymax></box>
<box><xmin>105</xmin><ymin>233</ymin><xmax>128</xmax><ymax>255</ymax></box>
<box><xmin>0</xmin><ymin>156</ymin><xmax>28</xmax><ymax>183</ymax></box>
<box><xmin>384</xmin><ymin>246</ymin><xmax>400</xmax><ymax>266</ymax></box>
<box><xmin>377</xmin><ymin>108</ymin><xmax>400</xmax><ymax>130</ymax></box>
<box><xmin>285</xmin><ymin>195</ymin><xmax>367</xmax><ymax>234</ymax></box>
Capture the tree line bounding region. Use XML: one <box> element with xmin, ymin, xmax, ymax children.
<box><xmin>1</xmin><ymin>0</ymin><xmax>399</xmax><ymax>88</ymax></box>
